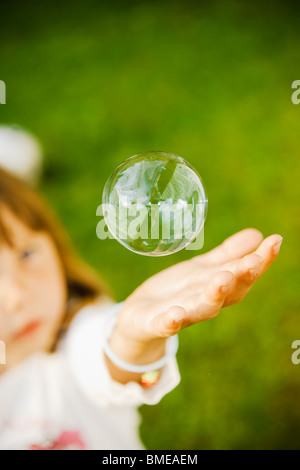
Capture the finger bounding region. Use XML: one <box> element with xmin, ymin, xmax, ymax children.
<box><xmin>151</xmin><ymin>305</ymin><xmax>187</xmax><ymax>338</ymax></box>
<box><xmin>223</xmin><ymin>253</ymin><xmax>264</xmax><ymax>305</ymax></box>
<box><xmin>181</xmin><ymin>270</ymin><xmax>235</xmax><ymax>324</ymax></box>
<box><xmin>252</xmin><ymin>234</ymin><xmax>283</xmax><ymax>275</ymax></box>
<box><xmin>199</xmin><ymin>228</ymin><xmax>264</xmax><ymax>265</ymax></box>
<box><xmin>149</xmin><ymin>268</ymin><xmax>233</xmax><ymax>336</ymax></box>
<box><xmin>233</xmin><ymin>253</ymin><xmax>264</xmax><ymax>284</ymax></box>
<box><xmin>223</xmin><ymin>236</ymin><xmax>282</xmax><ymax>306</ymax></box>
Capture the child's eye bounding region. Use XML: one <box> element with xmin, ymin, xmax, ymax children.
<box><xmin>20</xmin><ymin>248</ymin><xmax>34</xmax><ymax>260</ymax></box>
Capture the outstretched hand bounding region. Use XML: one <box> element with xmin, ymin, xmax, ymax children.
<box><xmin>114</xmin><ymin>229</ymin><xmax>282</xmax><ymax>343</ymax></box>
<box><xmin>107</xmin><ymin>229</ymin><xmax>283</xmax><ymax>369</ymax></box>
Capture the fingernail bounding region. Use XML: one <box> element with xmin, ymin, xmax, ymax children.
<box><xmin>273</xmin><ymin>238</ymin><xmax>283</xmax><ymax>255</ymax></box>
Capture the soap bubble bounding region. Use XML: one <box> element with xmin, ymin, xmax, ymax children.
<box><xmin>102</xmin><ymin>151</ymin><xmax>208</xmax><ymax>256</ymax></box>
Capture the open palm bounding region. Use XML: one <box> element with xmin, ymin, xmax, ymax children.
<box><xmin>115</xmin><ymin>228</ymin><xmax>282</xmax><ymax>343</ymax></box>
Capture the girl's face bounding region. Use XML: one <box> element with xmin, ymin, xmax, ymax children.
<box><xmin>0</xmin><ymin>208</ymin><xmax>68</xmax><ymax>373</ymax></box>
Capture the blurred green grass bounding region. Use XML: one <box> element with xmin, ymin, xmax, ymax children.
<box><xmin>0</xmin><ymin>0</ymin><xmax>300</xmax><ymax>449</ymax></box>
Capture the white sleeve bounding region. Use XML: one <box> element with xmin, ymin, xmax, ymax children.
<box><xmin>63</xmin><ymin>301</ymin><xmax>181</xmax><ymax>408</ymax></box>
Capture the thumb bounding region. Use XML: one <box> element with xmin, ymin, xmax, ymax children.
<box><xmin>150</xmin><ymin>305</ymin><xmax>186</xmax><ymax>338</ymax></box>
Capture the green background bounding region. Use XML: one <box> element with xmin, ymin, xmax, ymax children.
<box><xmin>1</xmin><ymin>0</ymin><xmax>299</xmax><ymax>449</ymax></box>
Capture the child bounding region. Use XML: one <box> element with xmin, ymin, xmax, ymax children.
<box><xmin>0</xmin><ymin>167</ymin><xmax>282</xmax><ymax>450</ymax></box>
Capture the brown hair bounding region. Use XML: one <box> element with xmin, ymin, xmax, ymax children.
<box><xmin>0</xmin><ymin>167</ymin><xmax>115</xmax><ymax>350</ymax></box>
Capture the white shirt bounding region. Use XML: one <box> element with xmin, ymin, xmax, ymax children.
<box><xmin>0</xmin><ymin>301</ymin><xmax>181</xmax><ymax>450</ymax></box>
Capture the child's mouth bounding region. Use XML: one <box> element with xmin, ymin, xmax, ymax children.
<box><xmin>14</xmin><ymin>320</ymin><xmax>42</xmax><ymax>340</ymax></box>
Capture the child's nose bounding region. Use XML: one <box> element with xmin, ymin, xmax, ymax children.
<box><xmin>0</xmin><ymin>276</ymin><xmax>25</xmax><ymax>315</ymax></box>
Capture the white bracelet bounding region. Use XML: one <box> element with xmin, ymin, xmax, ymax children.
<box><xmin>102</xmin><ymin>303</ymin><xmax>179</xmax><ymax>374</ymax></box>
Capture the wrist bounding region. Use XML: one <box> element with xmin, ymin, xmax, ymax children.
<box><xmin>109</xmin><ymin>327</ymin><xmax>167</xmax><ymax>366</ymax></box>
<box><xmin>102</xmin><ymin>303</ymin><xmax>179</xmax><ymax>384</ymax></box>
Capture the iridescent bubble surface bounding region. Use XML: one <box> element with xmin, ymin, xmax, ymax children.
<box><xmin>102</xmin><ymin>151</ymin><xmax>208</xmax><ymax>256</ymax></box>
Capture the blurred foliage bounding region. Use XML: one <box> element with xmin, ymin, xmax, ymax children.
<box><xmin>0</xmin><ymin>0</ymin><xmax>299</xmax><ymax>450</ymax></box>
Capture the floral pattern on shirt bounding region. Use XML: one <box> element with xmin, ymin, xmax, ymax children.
<box><xmin>30</xmin><ymin>430</ymin><xmax>85</xmax><ymax>450</ymax></box>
